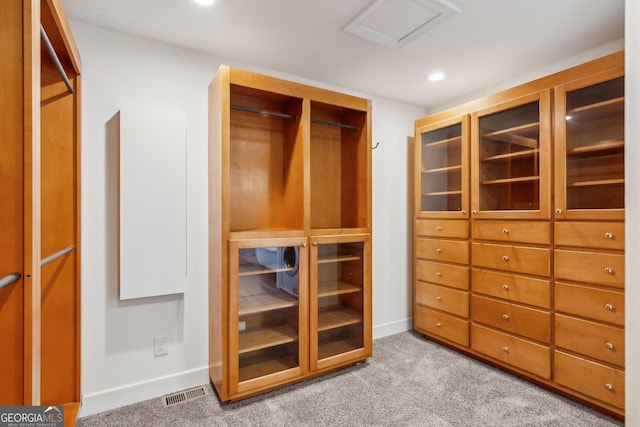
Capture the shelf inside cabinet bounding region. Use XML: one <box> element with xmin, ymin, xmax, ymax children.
<box><xmin>567</xmin><ymin>178</ymin><xmax>624</xmax><ymax>187</ymax></box>
<box><xmin>239</xmin><ymin>325</ymin><xmax>298</xmax><ymax>354</ymax></box>
<box><xmin>481</xmin><ymin>149</ymin><xmax>539</xmax><ymax>163</ymax></box>
<box><xmin>423</xmin><ymin>165</ymin><xmax>463</xmax><ymax>174</ymax></box>
<box><xmin>481</xmin><ymin>176</ymin><xmax>540</xmax><ymax>185</ymax></box>
<box><xmin>239</xmin><ymin>264</ymin><xmax>296</xmax><ymax>276</ymax></box>
<box><xmin>317</xmin><ymin>281</ymin><xmax>362</xmax><ymax>298</ymax></box>
<box><xmin>422</xmin><ymin>190</ymin><xmax>463</xmax><ymax>196</ymax></box>
<box><xmin>238</xmin><ymin>354</ymin><xmax>298</xmax><ymax>383</ymax></box>
<box><xmin>317</xmin><ymin>255</ymin><xmax>362</xmax><ymax>264</ymax></box>
<box><xmin>424</xmin><ymin>136</ymin><xmax>462</xmax><ymax>149</ymax></box>
<box><xmin>239</xmin><ymin>278</ymin><xmax>298</xmax><ymax>316</ymax></box>
<box><xmin>568</xmin><ymin>97</ymin><xmax>624</xmax><ymax>122</ymax></box>
<box><xmin>482</xmin><ymin>122</ymin><xmax>539</xmax><ymax>148</ymax></box>
<box><xmin>318</xmin><ymin>338</ymin><xmax>361</xmax><ymax>360</ymax></box>
<box><xmin>318</xmin><ymin>307</ymin><xmax>362</xmax><ymax>331</ymax></box>
<box><xmin>567</xmin><ymin>139</ymin><xmax>624</xmax><ymax>157</ymax></box>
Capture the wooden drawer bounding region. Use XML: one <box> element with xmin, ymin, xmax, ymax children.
<box><xmin>416</xmin><ymin>219</ymin><xmax>468</xmax><ymax>239</ymax></box>
<box><xmin>471</xmin><ymin>324</ymin><xmax>550</xmax><ymax>379</ymax></box>
<box><xmin>414</xmin><ymin>305</ymin><xmax>469</xmax><ymax>347</ymax></box>
<box><xmin>555</xmin><ymin>221</ymin><xmax>624</xmax><ymax>250</ymax></box>
<box><xmin>554</xmin><ymin>350</ymin><xmax>625</xmax><ymax>410</ymax></box>
<box><xmin>555</xmin><ymin>314</ymin><xmax>624</xmax><ymax>367</ymax></box>
<box><xmin>471</xmin><ymin>269</ymin><xmax>550</xmax><ymax>308</ymax></box>
<box><xmin>415</xmin><ymin>281</ymin><xmax>469</xmax><ymax>318</ymax></box>
<box><xmin>555</xmin><ymin>250</ymin><xmax>624</xmax><ymax>289</ymax></box>
<box><xmin>416</xmin><ymin>238</ymin><xmax>469</xmax><ymax>264</ymax></box>
<box><xmin>555</xmin><ymin>282</ymin><xmax>624</xmax><ymax>326</ymax></box>
<box><xmin>471</xmin><ymin>295</ymin><xmax>550</xmax><ymax>343</ymax></box>
<box><xmin>471</xmin><ymin>243</ymin><xmax>549</xmax><ymax>276</ymax></box>
<box><xmin>473</xmin><ymin>220</ymin><xmax>550</xmax><ymax>244</ymax></box>
<box><xmin>415</xmin><ymin>260</ymin><xmax>469</xmax><ymax>290</ymax></box>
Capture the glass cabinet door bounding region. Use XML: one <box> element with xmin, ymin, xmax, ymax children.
<box><xmin>229</xmin><ymin>238</ymin><xmax>308</xmax><ymax>394</ymax></box>
<box><xmin>554</xmin><ymin>71</ymin><xmax>624</xmax><ymax>220</ymax></box>
<box><xmin>310</xmin><ymin>235</ymin><xmax>371</xmax><ymax>370</ymax></box>
<box><xmin>472</xmin><ymin>91</ymin><xmax>551</xmax><ymax>219</ymax></box>
<box><xmin>416</xmin><ymin>115</ymin><xmax>469</xmax><ymax>218</ymax></box>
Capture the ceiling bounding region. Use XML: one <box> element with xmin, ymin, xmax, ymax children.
<box><xmin>61</xmin><ymin>0</ymin><xmax>624</xmax><ymax>109</ymax></box>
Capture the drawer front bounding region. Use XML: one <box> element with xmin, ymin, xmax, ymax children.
<box><xmin>416</xmin><ymin>238</ymin><xmax>469</xmax><ymax>264</ymax></box>
<box><xmin>473</xmin><ymin>220</ymin><xmax>550</xmax><ymax>245</ymax></box>
<box><xmin>471</xmin><ymin>324</ymin><xmax>550</xmax><ymax>379</ymax></box>
<box><xmin>555</xmin><ymin>282</ymin><xmax>624</xmax><ymax>326</ymax></box>
<box><xmin>416</xmin><ymin>219</ymin><xmax>468</xmax><ymax>239</ymax></box>
<box><xmin>415</xmin><ymin>282</ymin><xmax>469</xmax><ymax>318</ymax></box>
<box><xmin>554</xmin><ymin>350</ymin><xmax>625</xmax><ymax>409</ymax></box>
<box><xmin>471</xmin><ymin>269</ymin><xmax>550</xmax><ymax>308</ymax></box>
<box><xmin>472</xmin><ymin>243</ymin><xmax>550</xmax><ymax>276</ymax></box>
<box><xmin>555</xmin><ymin>314</ymin><xmax>624</xmax><ymax>367</ymax></box>
<box><xmin>414</xmin><ymin>305</ymin><xmax>469</xmax><ymax>347</ymax></box>
<box><xmin>415</xmin><ymin>260</ymin><xmax>469</xmax><ymax>290</ymax></box>
<box><xmin>471</xmin><ymin>295</ymin><xmax>550</xmax><ymax>343</ymax></box>
<box><xmin>555</xmin><ymin>250</ymin><xmax>624</xmax><ymax>288</ymax></box>
<box><xmin>555</xmin><ymin>222</ymin><xmax>624</xmax><ymax>250</ymax></box>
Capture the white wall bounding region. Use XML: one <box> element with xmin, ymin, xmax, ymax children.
<box><xmin>73</xmin><ymin>21</ymin><xmax>425</xmax><ymax>416</ymax></box>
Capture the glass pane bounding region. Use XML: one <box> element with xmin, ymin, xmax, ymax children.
<box><xmin>565</xmin><ymin>77</ymin><xmax>624</xmax><ymax>210</ymax></box>
<box><xmin>317</xmin><ymin>242</ymin><xmax>364</xmax><ymax>360</ymax></box>
<box><xmin>420</xmin><ymin>123</ymin><xmax>462</xmax><ymax>212</ymax></box>
<box><xmin>237</xmin><ymin>246</ymin><xmax>300</xmax><ymax>382</ymax></box>
<box><xmin>478</xmin><ymin>102</ymin><xmax>540</xmax><ymax>211</ymax></box>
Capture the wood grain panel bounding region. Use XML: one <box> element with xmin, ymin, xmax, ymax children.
<box><xmin>554</xmin><ymin>222</ymin><xmax>624</xmax><ymax>250</ymax></box>
<box><xmin>471</xmin><ymin>269</ymin><xmax>550</xmax><ymax>308</ymax></box>
<box><xmin>414</xmin><ymin>305</ymin><xmax>469</xmax><ymax>347</ymax></box>
<box><xmin>555</xmin><ymin>250</ymin><xmax>624</xmax><ymax>288</ymax></box>
<box><xmin>415</xmin><ymin>282</ymin><xmax>469</xmax><ymax>317</ymax></box>
<box><xmin>415</xmin><ymin>260</ymin><xmax>469</xmax><ymax>290</ymax></box>
<box><xmin>415</xmin><ymin>219</ymin><xmax>468</xmax><ymax>238</ymax></box>
<box><xmin>555</xmin><ymin>314</ymin><xmax>624</xmax><ymax>367</ymax></box>
<box><xmin>472</xmin><ymin>220</ymin><xmax>549</xmax><ymax>244</ymax></box>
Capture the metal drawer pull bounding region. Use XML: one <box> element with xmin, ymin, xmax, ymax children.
<box><xmin>502</xmin><ymin>284</ymin><xmax>509</xmax><ymax>290</ymax></box>
<box><xmin>605</xmin><ymin>384</ymin><xmax>614</xmax><ymax>391</ymax></box>
<box><xmin>604</xmin><ymin>267</ymin><xmax>613</xmax><ymax>274</ymax></box>
<box><xmin>502</xmin><ymin>255</ymin><xmax>509</xmax><ymax>262</ymax></box>
<box><xmin>605</xmin><ymin>303</ymin><xmax>614</xmax><ymax>311</ymax></box>
<box><xmin>555</xmin><ymin>208</ymin><xmax>562</xmax><ymax>214</ymax></box>
<box><xmin>502</xmin><ymin>346</ymin><xmax>509</xmax><ymax>353</ymax></box>
<box><xmin>604</xmin><ymin>232</ymin><xmax>614</xmax><ymax>239</ymax></box>
<box><xmin>436</xmin><ymin>322</ymin><xmax>442</xmax><ymax>328</ymax></box>
<box><xmin>436</xmin><ymin>272</ymin><xmax>442</xmax><ymax>277</ymax></box>
<box><xmin>502</xmin><ymin>314</ymin><xmax>509</xmax><ymax>320</ymax></box>
<box><xmin>436</xmin><ymin>296</ymin><xmax>442</xmax><ymax>302</ymax></box>
<box><xmin>302</xmin><ymin>243</ymin><xmax>308</xmax><ymax>248</ymax></box>
<box><xmin>436</xmin><ymin>225</ymin><xmax>442</xmax><ymax>231</ymax></box>
<box><xmin>436</xmin><ymin>248</ymin><xmax>443</xmax><ymax>254</ymax></box>
<box><xmin>605</xmin><ymin>342</ymin><xmax>614</xmax><ymax>350</ymax></box>
<box><xmin>312</xmin><ymin>242</ymin><xmax>318</xmax><ymax>246</ymax></box>
<box><xmin>502</xmin><ymin>228</ymin><xmax>509</xmax><ymax>235</ymax></box>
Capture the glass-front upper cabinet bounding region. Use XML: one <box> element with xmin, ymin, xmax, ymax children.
<box><xmin>309</xmin><ymin>234</ymin><xmax>371</xmax><ymax>371</ymax></box>
<box><xmin>228</xmin><ymin>237</ymin><xmax>308</xmax><ymax>395</ymax></box>
<box><xmin>471</xmin><ymin>90</ymin><xmax>551</xmax><ymax>219</ymax></box>
<box><xmin>554</xmin><ymin>69</ymin><xmax>625</xmax><ymax>220</ymax></box>
<box><xmin>415</xmin><ymin>115</ymin><xmax>469</xmax><ymax>218</ymax></box>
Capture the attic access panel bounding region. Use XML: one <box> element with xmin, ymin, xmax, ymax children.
<box><xmin>344</xmin><ymin>0</ymin><xmax>460</xmax><ymax>50</ymax></box>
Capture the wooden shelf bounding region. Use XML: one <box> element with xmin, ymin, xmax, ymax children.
<box><xmin>481</xmin><ymin>149</ymin><xmax>539</xmax><ymax>163</ymax></box>
<box><xmin>482</xmin><ymin>122</ymin><xmax>539</xmax><ymax>148</ymax></box>
<box><xmin>567</xmin><ymin>139</ymin><xmax>624</xmax><ymax>156</ymax></box>
<box><xmin>317</xmin><ymin>281</ymin><xmax>362</xmax><ymax>298</ymax></box>
<box><xmin>239</xmin><ymin>324</ymin><xmax>298</xmax><ymax>354</ymax></box>
<box><xmin>567</xmin><ymin>178</ymin><xmax>624</xmax><ymax>188</ymax></box>
<box><xmin>239</xmin><ymin>354</ymin><xmax>298</xmax><ymax>383</ymax></box>
<box><xmin>424</xmin><ymin>135</ymin><xmax>461</xmax><ymax>149</ymax></box>
<box><xmin>569</xmin><ymin>97</ymin><xmax>624</xmax><ymax>121</ymax></box>
<box><xmin>239</xmin><ymin>278</ymin><xmax>298</xmax><ymax>315</ymax></box>
<box><xmin>318</xmin><ymin>339</ymin><xmax>361</xmax><ymax>360</ymax></box>
<box><xmin>318</xmin><ymin>307</ymin><xmax>362</xmax><ymax>332</ymax></box>
<box><xmin>239</xmin><ymin>264</ymin><xmax>296</xmax><ymax>276</ymax></box>
<box><xmin>317</xmin><ymin>255</ymin><xmax>361</xmax><ymax>264</ymax></box>
<box><xmin>423</xmin><ymin>165</ymin><xmax>462</xmax><ymax>174</ymax></box>
<box><xmin>481</xmin><ymin>176</ymin><xmax>539</xmax><ymax>185</ymax></box>
<box><xmin>423</xmin><ymin>190</ymin><xmax>462</xmax><ymax>196</ymax></box>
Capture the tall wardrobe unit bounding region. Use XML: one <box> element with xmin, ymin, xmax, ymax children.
<box><xmin>0</xmin><ymin>0</ymin><xmax>81</xmax><ymax>425</ymax></box>
<box><xmin>208</xmin><ymin>66</ymin><xmax>372</xmax><ymax>401</ymax></box>
<box><xmin>413</xmin><ymin>52</ymin><xmax>625</xmax><ymax>418</ymax></box>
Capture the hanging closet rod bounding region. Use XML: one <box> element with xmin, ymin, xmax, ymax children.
<box><xmin>0</xmin><ymin>273</ymin><xmax>21</xmax><ymax>290</ymax></box>
<box><xmin>41</xmin><ymin>245</ymin><xmax>75</xmax><ymax>267</ymax></box>
<box><xmin>230</xmin><ymin>105</ymin><xmax>296</xmax><ymax>120</ymax></box>
<box><xmin>310</xmin><ymin>118</ymin><xmax>358</xmax><ymax>131</ymax></box>
<box><xmin>40</xmin><ymin>25</ymin><xmax>74</xmax><ymax>94</ymax></box>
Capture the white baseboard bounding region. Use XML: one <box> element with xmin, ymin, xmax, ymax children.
<box><xmin>79</xmin><ymin>366</ymin><xmax>210</xmax><ymax>418</ymax></box>
<box><xmin>373</xmin><ymin>317</ymin><xmax>413</xmax><ymax>339</ymax></box>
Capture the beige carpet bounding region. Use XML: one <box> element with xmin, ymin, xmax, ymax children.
<box><xmin>78</xmin><ymin>332</ymin><xmax>623</xmax><ymax>426</ymax></box>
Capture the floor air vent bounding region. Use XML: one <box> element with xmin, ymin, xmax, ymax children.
<box><xmin>162</xmin><ymin>386</ymin><xmax>208</xmax><ymax>407</ymax></box>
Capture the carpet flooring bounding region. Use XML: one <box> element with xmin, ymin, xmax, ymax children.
<box><xmin>77</xmin><ymin>332</ymin><xmax>623</xmax><ymax>426</ymax></box>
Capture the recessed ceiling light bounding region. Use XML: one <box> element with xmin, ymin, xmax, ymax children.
<box><xmin>428</xmin><ymin>72</ymin><xmax>445</xmax><ymax>82</ymax></box>
<box><xmin>192</xmin><ymin>0</ymin><xmax>215</xmax><ymax>6</ymax></box>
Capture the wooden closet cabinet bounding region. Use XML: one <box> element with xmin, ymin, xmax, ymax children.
<box><xmin>413</xmin><ymin>51</ymin><xmax>625</xmax><ymax>419</ymax></box>
<box><xmin>209</xmin><ymin>66</ymin><xmax>372</xmax><ymax>401</ymax></box>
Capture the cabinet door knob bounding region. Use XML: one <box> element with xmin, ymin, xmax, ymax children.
<box><xmin>436</xmin><ymin>322</ymin><xmax>442</xmax><ymax>328</ymax></box>
<box><xmin>302</xmin><ymin>243</ymin><xmax>308</xmax><ymax>248</ymax></box>
<box><xmin>472</xmin><ymin>210</ymin><xmax>477</xmax><ymax>215</ymax></box>
<box><xmin>312</xmin><ymin>242</ymin><xmax>318</xmax><ymax>247</ymax></box>
<box><xmin>604</xmin><ymin>267</ymin><xmax>613</xmax><ymax>274</ymax></box>
<box><xmin>502</xmin><ymin>314</ymin><xmax>509</xmax><ymax>320</ymax></box>
<box><xmin>605</xmin><ymin>383</ymin><xmax>614</xmax><ymax>391</ymax></box>
<box><xmin>502</xmin><ymin>284</ymin><xmax>509</xmax><ymax>290</ymax></box>
<box><xmin>436</xmin><ymin>296</ymin><xmax>442</xmax><ymax>302</ymax></box>
<box><xmin>604</xmin><ymin>232</ymin><xmax>614</xmax><ymax>239</ymax></box>
<box><xmin>555</xmin><ymin>208</ymin><xmax>563</xmax><ymax>214</ymax></box>
<box><xmin>605</xmin><ymin>342</ymin><xmax>614</xmax><ymax>350</ymax></box>
<box><xmin>436</xmin><ymin>248</ymin><xmax>443</xmax><ymax>254</ymax></box>
<box><xmin>605</xmin><ymin>303</ymin><xmax>614</xmax><ymax>311</ymax></box>
<box><xmin>436</xmin><ymin>225</ymin><xmax>442</xmax><ymax>231</ymax></box>
<box><xmin>502</xmin><ymin>346</ymin><xmax>509</xmax><ymax>353</ymax></box>
<box><xmin>461</xmin><ymin>210</ymin><xmax>467</xmax><ymax>215</ymax></box>
<box><xmin>502</xmin><ymin>228</ymin><xmax>509</xmax><ymax>235</ymax></box>
<box><xmin>502</xmin><ymin>255</ymin><xmax>509</xmax><ymax>262</ymax></box>
<box><xmin>436</xmin><ymin>271</ymin><xmax>442</xmax><ymax>277</ymax></box>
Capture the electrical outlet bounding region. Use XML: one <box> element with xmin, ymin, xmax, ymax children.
<box><xmin>154</xmin><ymin>336</ymin><xmax>168</xmax><ymax>357</ymax></box>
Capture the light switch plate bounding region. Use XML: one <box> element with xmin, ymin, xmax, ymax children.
<box><xmin>154</xmin><ymin>335</ymin><xmax>169</xmax><ymax>357</ymax></box>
